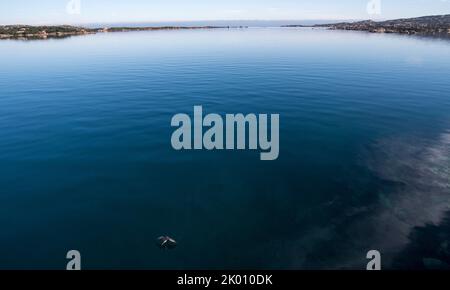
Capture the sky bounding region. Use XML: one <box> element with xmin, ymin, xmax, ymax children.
<box><xmin>0</xmin><ymin>0</ymin><xmax>449</xmax><ymax>25</ymax></box>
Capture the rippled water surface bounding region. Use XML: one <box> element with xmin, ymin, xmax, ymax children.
<box><xmin>0</xmin><ymin>28</ymin><xmax>449</xmax><ymax>269</ymax></box>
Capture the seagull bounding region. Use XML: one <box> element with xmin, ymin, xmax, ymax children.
<box><xmin>157</xmin><ymin>236</ymin><xmax>177</xmax><ymax>249</ymax></box>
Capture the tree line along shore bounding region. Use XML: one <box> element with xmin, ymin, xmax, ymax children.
<box><xmin>0</xmin><ymin>25</ymin><xmax>243</xmax><ymax>40</ymax></box>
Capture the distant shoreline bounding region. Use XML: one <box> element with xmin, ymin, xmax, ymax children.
<box><xmin>0</xmin><ymin>25</ymin><xmax>247</xmax><ymax>40</ymax></box>
<box><xmin>284</xmin><ymin>15</ymin><xmax>450</xmax><ymax>37</ymax></box>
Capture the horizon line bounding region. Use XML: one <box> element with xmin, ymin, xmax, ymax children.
<box><xmin>2</xmin><ymin>14</ymin><xmax>449</xmax><ymax>27</ymax></box>
<box><xmin>0</xmin><ymin>18</ymin><xmax>371</xmax><ymax>27</ymax></box>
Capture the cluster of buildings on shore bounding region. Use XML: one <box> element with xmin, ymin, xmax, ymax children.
<box><xmin>330</xmin><ymin>22</ymin><xmax>450</xmax><ymax>35</ymax></box>
<box><xmin>327</xmin><ymin>15</ymin><xmax>450</xmax><ymax>35</ymax></box>
<box><xmin>0</xmin><ymin>26</ymin><xmax>93</xmax><ymax>40</ymax></box>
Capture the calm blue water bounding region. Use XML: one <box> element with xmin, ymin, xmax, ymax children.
<box><xmin>0</xmin><ymin>28</ymin><xmax>450</xmax><ymax>269</ymax></box>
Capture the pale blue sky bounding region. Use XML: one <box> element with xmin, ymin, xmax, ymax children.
<box><xmin>0</xmin><ymin>0</ymin><xmax>449</xmax><ymax>25</ymax></box>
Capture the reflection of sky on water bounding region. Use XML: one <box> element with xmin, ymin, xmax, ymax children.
<box><xmin>298</xmin><ymin>129</ymin><xmax>450</xmax><ymax>269</ymax></box>
<box><xmin>367</xmin><ymin>130</ymin><xmax>450</xmax><ymax>268</ymax></box>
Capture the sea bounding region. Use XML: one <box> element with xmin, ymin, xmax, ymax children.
<box><xmin>0</xmin><ymin>27</ymin><xmax>449</xmax><ymax>269</ymax></box>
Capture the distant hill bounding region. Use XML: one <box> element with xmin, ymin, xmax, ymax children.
<box><xmin>314</xmin><ymin>15</ymin><xmax>450</xmax><ymax>35</ymax></box>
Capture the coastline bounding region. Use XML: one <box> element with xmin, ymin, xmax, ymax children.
<box><xmin>0</xmin><ymin>25</ymin><xmax>241</xmax><ymax>40</ymax></box>
<box><xmin>312</xmin><ymin>15</ymin><xmax>450</xmax><ymax>37</ymax></box>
